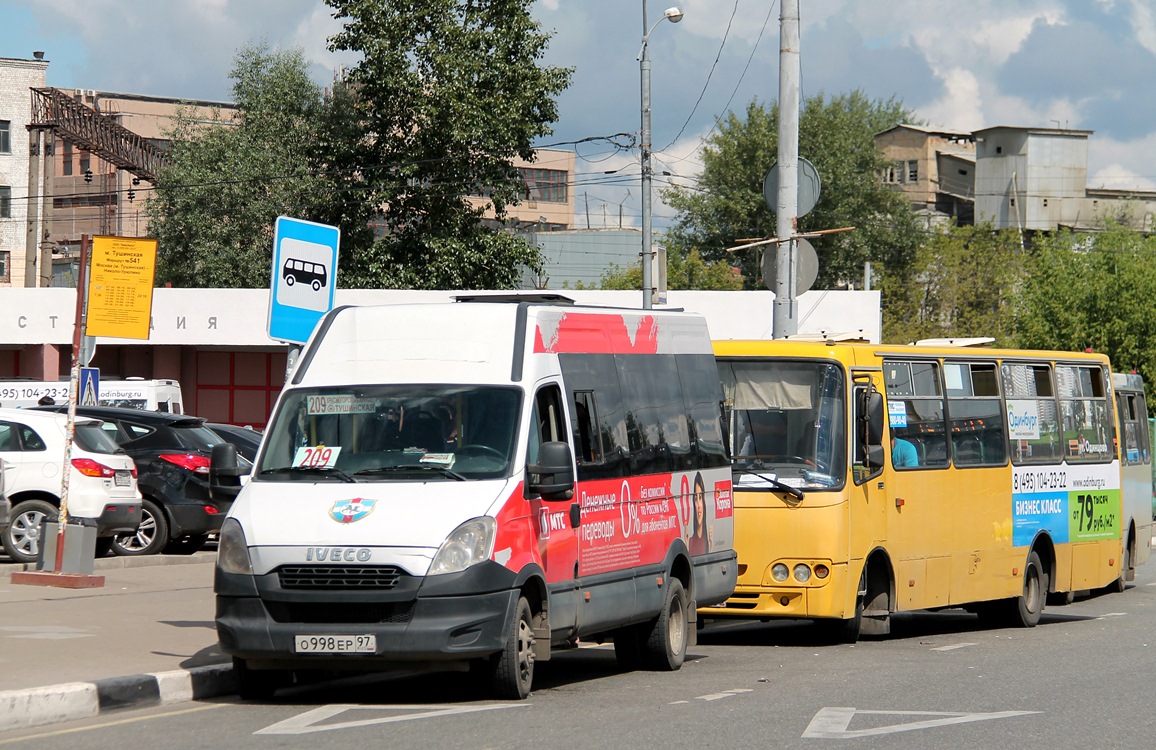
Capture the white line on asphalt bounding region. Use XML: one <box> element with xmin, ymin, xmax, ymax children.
<box><xmin>1096</xmin><ymin>612</ymin><xmax>1127</xmax><ymax>620</ymax></box>
<box><xmin>0</xmin><ymin>704</ymin><xmax>227</xmax><ymax>746</ymax></box>
<box><xmin>931</xmin><ymin>642</ymin><xmax>977</xmax><ymax>651</ymax></box>
<box><xmin>256</xmin><ymin>703</ymin><xmax>528</xmax><ymax>735</ymax></box>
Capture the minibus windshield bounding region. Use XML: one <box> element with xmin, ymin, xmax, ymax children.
<box><xmin>257</xmin><ymin>385</ymin><xmax>522</xmax><ymax>481</ymax></box>
<box><xmin>717</xmin><ymin>359</ymin><xmax>847</xmax><ymax>490</ymax></box>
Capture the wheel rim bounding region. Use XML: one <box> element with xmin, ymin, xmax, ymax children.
<box><xmin>516</xmin><ymin>615</ymin><xmax>535</xmax><ymax>685</ymax></box>
<box><xmin>668</xmin><ymin>592</ymin><xmax>686</xmax><ymax>656</ymax></box>
<box><xmin>11</xmin><ymin>509</ymin><xmax>47</xmax><ymax>558</ymax></box>
<box><xmin>118</xmin><ymin>508</ymin><xmax>157</xmax><ymax>551</ymax></box>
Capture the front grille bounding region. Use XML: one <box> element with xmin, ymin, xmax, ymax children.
<box><xmin>278</xmin><ymin>565</ymin><xmax>403</xmax><ymax>590</ymax></box>
<box><xmin>265</xmin><ymin>600</ymin><xmax>415</xmax><ymax>625</ymax></box>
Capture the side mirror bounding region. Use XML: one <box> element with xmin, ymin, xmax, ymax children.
<box><xmin>527</xmin><ymin>441</ymin><xmax>575</xmax><ymax>501</ymax></box>
<box><xmin>865</xmin><ymin>391</ymin><xmax>884</xmax><ymax>446</ymax></box>
<box><xmin>209</xmin><ymin>443</ymin><xmax>245</xmax><ymax>500</ymax></box>
<box><xmin>865</xmin><ymin>444</ymin><xmax>886</xmax><ymax>470</ymax></box>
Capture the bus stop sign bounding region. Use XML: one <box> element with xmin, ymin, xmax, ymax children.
<box><xmin>268</xmin><ymin>216</ymin><xmax>340</xmax><ymax>345</ymax></box>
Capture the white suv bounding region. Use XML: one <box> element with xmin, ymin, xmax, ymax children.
<box><xmin>0</xmin><ymin>408</ymin><xmax>142</xmax><ymax>564</ymax></box>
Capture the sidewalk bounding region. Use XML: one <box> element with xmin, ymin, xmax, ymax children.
<box><xmin>0</xmin><ymin>552</ymin><xmax>235</xmax><ymax>732</ymax></box>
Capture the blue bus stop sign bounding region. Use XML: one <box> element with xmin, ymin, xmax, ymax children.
<box><xmin>268</xmin><ymin>216</ymin><xmax>340</xmax><ymax>345</ymax></box>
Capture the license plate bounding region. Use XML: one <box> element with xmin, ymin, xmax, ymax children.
<box><xmin>114</xmin><ymin>471</ymin><xmax>131</xmax><ymax>487</ymax></box>
<box><xmin>294</xmin><ymin>634</ymin><xmax>376</xmax><ymax>654</ymax></box>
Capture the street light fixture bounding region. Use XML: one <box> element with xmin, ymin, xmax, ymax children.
<box><xmin>639</xmin><ymin>4</ymin><xmax>682</xmax><ymax>310</ymax></box>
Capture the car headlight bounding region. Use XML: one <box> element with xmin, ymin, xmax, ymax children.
<box><xmin>429</xmin><ymin>517</ymin><xmax>495</xmax><ymax>575</ymax></box>
<box><xmin>216</xmin><ymin>518</ymin><xmax>253</xmax><ymax>575</ymax></box>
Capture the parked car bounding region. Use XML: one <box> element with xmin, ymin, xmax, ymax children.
<box><xmin>206</xmin><ymin>423</ymin><xmax>263</xmax><ymax>462</ymax></box>
<box><xmin>34</xmin><ymin>405</ymin><xmax>244</xmax><ymax>556</ymax></box>
<box><xmin>0</xmin><ymin>408</ymin><xmax>141</xmax><ymax>564</ymax></box>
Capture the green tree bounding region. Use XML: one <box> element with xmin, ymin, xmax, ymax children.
<box><xmin>663</xmin><ymin>91</ymin><xmax>922</xmax><ymax>292</ymax></box>
<box><xmin>1014</xmin><ymin>224</ymin><xmax>1156</xmax><ymax>387</ymax></box>
<box><xmin>598</xmin><ymin>247</ymin><xmax>743</xmax><ymax>291</ymax></box>
<box><xmin>882</xmin><ymin>223</ymin><xmax>1023</xmax><ymax>344</ymax></box>
<box><xmin>147</xmin><ymin>43</ymin><xmax>329</xmax><ymax>288</ymax></box>
<box><xmin>325</xmin><ymin>0</ymin><xmax>572</xmax><ymax>288</ymax></box>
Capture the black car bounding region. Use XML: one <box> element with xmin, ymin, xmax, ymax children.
<box><xmin>206</xmin><ymin>423</ymin><xmax>263</xmax><ymax>462</ymax></box>
<box><xmin>35</xmin><ymin>405</ymin><xmax>244</xmax><ymax>556</ymax></box>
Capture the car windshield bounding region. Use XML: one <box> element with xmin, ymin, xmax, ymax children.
<box><xmin>717</xmin><ymin>359</ymin><xmax>847</xmax><ymax>491</ymax></box>
<box><xmin>256</xmin><ymin>385</ymin><xmax>522</xmax><ymax>482</ymax></box>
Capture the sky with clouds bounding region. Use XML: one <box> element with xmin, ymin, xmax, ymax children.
<box><xmin>5</xmin><ymin>0</ymin><xmax>1155</xmax><ymax>230</ymax></box>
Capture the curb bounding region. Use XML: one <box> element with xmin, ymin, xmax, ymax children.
<box><xmin>0</xmin><ymin>663</ymin><xmax>234</xmax><ymax>733</ymax></box>
<box><xmin>0</xmin><ymin>551</ymin><xmax>216</xmax><ymax>577</ymax></box>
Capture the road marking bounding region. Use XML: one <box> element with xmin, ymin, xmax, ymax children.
<box><xmin>931</xmin><ymin>642</ymin><xmax>977</xmax><ymax>651</ymax></box>
<box><xmin>0</xmin><ymin>626</ymin><xmax>91</xmax><ymax>640</ymax></box>
<box><xmin>0</xmin><ymin>704</ymin><xmax>225</xmax><ymax>746</ymax></box>
<box><xmin>696</xmin><ymin>688</ymin><xmax>753</xmax><ymax>702</ymax></box>
<box><xmin>1096</xmin><ymin>612</ymin><xmax>1126</xmax><ymax>620</ymax></box>
<box><xmin>256</xmin><ymin>703</ymin><xmax>527</xmax><ymax>735</ymax></box>
<box><xmin>801</xmin><ymin>707</ymin><xmax>1039</xmax><ymax>739</ymax></box>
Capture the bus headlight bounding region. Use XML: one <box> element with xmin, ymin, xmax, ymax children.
<box><xmin>430</xmin><ymin>517</ymin><xmax>496</xmax><ymax>575</ymax></box>
<box><xmin>771</xmin><ymin>563</ymin><xmax>790</xmax><ymax>582</ymax></box>
<box><xmin>216</xmin><ymin>518</ymin><xmax>253</xmax><ymax>576</ymax></box>
<box><xmin>793</xmin><ymin>564</ymin><xmax>812</xmax><ymax>582</ymax></box>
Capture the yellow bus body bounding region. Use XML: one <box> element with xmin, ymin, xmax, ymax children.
<box><xmin>707</xmin><ymin>339</ymin><xmax>1139</xmax><ymax>636</ymax></box>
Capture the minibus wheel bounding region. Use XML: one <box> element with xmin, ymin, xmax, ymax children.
<box><xmin>1005</xmin><ymin>550</ymin><xmax>1045</xmax><ymax>627</ymax></box>
<box><xmin>1109</xmin><ymin>541</ymin><xmax>1131</xmax><ymax>594</ymax></box>
<box><xmin>491</xmin><ymin>596</ymin><xmax>535</xmax><ymax>699</ymax></box>
<box><xmin>641</xmin><ymin>578</ymin><xmax>688</xmax><ymax>671</ymax></box>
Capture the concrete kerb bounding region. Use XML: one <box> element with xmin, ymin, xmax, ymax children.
<box><xmin>0</xmin><ymin>550</ymin><xmax>216</xmax><ymax>577</ymax></box>
<box><xmin>0</xmin><ymin>663</ymin><xmax>235</xmax><ymax>733</ymax></box>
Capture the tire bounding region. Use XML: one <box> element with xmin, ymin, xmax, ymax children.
<box><xmin>1007</xmin><ymin>550</ymin><xmax>1046</xmax><ymax>627</ymax></box>
<box><xmin>490</xmin><ymin>596</ymin><xmax>535</xmax><ymax>699</ymax></box>
<box><xmin>818</xmin><ymin>568</ymin><xmax>866</xmax><ymax>644</ymax></box>
<box><xmin>1110</xmin><ymin>542</ymin><xmax>1131</xmax><ymax>594</ymax></box>
<box><xmin>233</xmin><ymin>657</ymin><xmax>285</xmax><ymax>701</ymax></box>
<box><xmin>163</xmin><ymin>534</ymin><xmax>209</xmax><ymax>555</ymax></box>
<box><xmin>641</xmin><ymin>578</ymin><xmax>688</xmax><ymax>671</ymax></box>
<box><xmin>112</xmin><ymin>499</ymin><xmax>168</xmax><ymax>556</ymax></box>
<box><xmin>612</xmin><ymin>625</ymin><xmax>644</xmax><ymax>671</ymax></box>
<box><xmin>2</xmin><ymin>499</ymin><xmax>58</xmax><ymax>564</ymax></box>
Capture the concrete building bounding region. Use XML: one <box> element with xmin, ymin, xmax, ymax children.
<box><xmin>0</xmin><ymin>55</ymin><xmax>49</xmax><ymax>286</ymax></box>
<box><xmin>875</xmin><ymin>124</ymin><xmax>975</xmax><ymax>226</ymax></box>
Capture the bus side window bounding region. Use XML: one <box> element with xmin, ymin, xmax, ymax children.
<box><xmin>573</xmin><ymin>390</ymin><xmax>600</xmax><ymax>464</ymax></box>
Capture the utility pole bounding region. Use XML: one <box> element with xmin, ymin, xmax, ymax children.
<box><xmin>772</xmin><ymin>0</ymin><xmax>801</xmax><ymax>338</ymax></box>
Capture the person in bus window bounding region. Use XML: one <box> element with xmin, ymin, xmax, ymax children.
<box><xmin>891</xmin><ymin>434</ymin><xmax>919</xmax><ymax>467</ymax></box>
<box><xmin>688</xmin><ymin>472</ymin><xmax>712</xmax><ymax>554</ymax></box>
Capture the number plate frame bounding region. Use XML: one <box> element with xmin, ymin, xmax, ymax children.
<box><xmin>114</xmin><ymin>470</ymin><xmax>132</xmax><ymax>487</ymax></box>
<box><xmin>293</xmin><ymin>634</ymin><xmax>377</xmax><ymax>654</ymax></box>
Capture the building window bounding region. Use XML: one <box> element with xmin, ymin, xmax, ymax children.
<box><xmin>907</xmin><ymin>160</ymin><xmax>918</xmax><ymax>183</ymax></box>
<box><xmin>62</xmin><ymin>142</ymin><xmax>73</xmax><ymax>176</ymax></box>
<box><xmin>79</xmin><ymin>150</ymin><xmax>91</xmax><ymax>175</ymax></box>
<box><xmin>519</xmin><ymin>168</ymin><xmax>568</xmax><ymax>203</ymax></box>
<box><xmin>0</xmin><ymin>251</ymin><xmax>9</xmax><ymax>283</ymax></box>
<box><xmin>0</xmin><ymin>186</ymin><xmax>10</xmax><ymax>218</ymax></box>
<box><xmin>0</xmin><ymin>121</ymin><xmax>10</xmax><ymax>153</ymax></box>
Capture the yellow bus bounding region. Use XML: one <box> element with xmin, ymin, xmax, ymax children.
<box><xmin>707</xmin><ymin>337</ymin><xmax>1136</xmax><ymax>642</ymax></box>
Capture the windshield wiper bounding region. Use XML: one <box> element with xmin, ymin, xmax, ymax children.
<box><xmin>259</xmin><ymin>466</ymin><xmax>356</xmax><ymax>483</ymax></box>
<box><xmin>353</xmin><ymin>465</ymin><xmax>466</xmax><ymax>481</ymax></box>
<box><xmin>742</xmin><ymin>472</ymin><xmax>806</xmax><ymax>501</ymax></box>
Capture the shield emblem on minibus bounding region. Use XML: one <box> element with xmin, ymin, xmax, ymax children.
<box><xmin>329</xmin><ymin>497</ymin><xmax>378</xmax><ymax>524</ymax></box>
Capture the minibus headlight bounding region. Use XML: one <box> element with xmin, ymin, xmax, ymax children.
<box><xmin>793</xmin><ymin>564</ymin><xmax>812</xmax><ymax>583</ymax></box>
<box><xmin>814</xmin><ymin>564</ymin><xmax>830</xmax><ymax>579</ymax></box>
<box><xmin>430</xmin><ymin>517</ymin><xmax>496</xmax><ymax>575</ymax></box>
<box><xmin>771</xmin><ymin>563</ymin><xmax>790</xmax><ymax>582</ymax></box>
<box><xmin>216</xmin><ymin>518</ymin><xmax>253</xmax><ymax>576</ymax></box>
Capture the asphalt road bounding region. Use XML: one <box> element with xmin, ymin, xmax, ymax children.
<box><xmin>4</xmin><ymin>557</ymin><xmax>1155</xmax><ymax>749</ymax></box>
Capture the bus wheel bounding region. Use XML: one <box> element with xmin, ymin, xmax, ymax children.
<box><xmin>1109</xmin><ymin>541</ymin><xmax>1131</xmax><ymax>594</ymax></box>
<box><xmin>641</xmin><ymin>578</ymin><xmax>688</xmax><ymax>671</ymax></box>
<box><xmin>1009</xmin><ymin>550</ymin><xmax>1045</xmax><ymax>627</ymax></box>
<box><xmin>490</xmin><ymin>596</ymin><xmax>535</xmax><ymax>699</ymax></box>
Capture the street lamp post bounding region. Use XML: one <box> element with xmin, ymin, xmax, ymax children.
<box><xmin>639</xmin><ymin>4</ymin><xmax>683</xmax><ymax>310</ymax></box>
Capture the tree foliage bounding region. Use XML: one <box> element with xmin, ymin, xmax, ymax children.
<box><xmin>597</xmin><ymin>247</ymin><xmax>743</xmax><ymax>291</ymax></box>
<box><xmin>147</xmin><ymin>44</ymin><xmax>329</xmax><ymax>287</ymax></box>
<box><xmin>662</xmin><ymin>91</ymin><xmax>922</xmax><ymax>291</ymax></box>
<box><xmin>325</xmin><ymin>0</ymin><xmax>572</xmax><ymax>288</ymax></box>
<box><xmin>1014</xmin><ymin>224</ymin><xmax>1156</xmax><ymax>386</ymax></box>
<box><xmin>881</xmin><ymin>222</ymin><xmax>1023</xmax><ymax>344</ymax></box>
